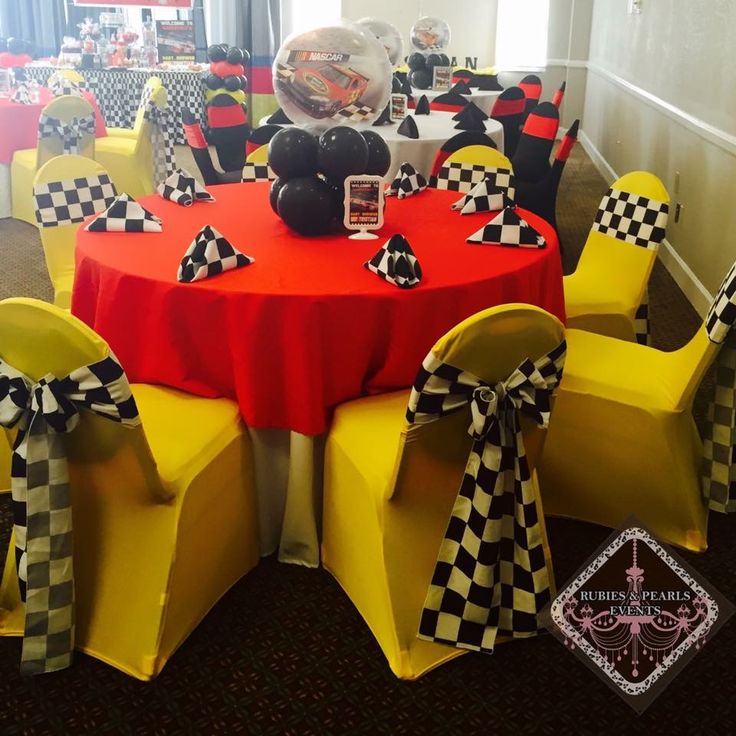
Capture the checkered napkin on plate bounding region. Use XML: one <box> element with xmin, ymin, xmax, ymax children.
<box><xmin>84</xmin><ymin>193</ymin><xmax>162</xmax><ymax>233</ymax></box>
<box><xmin>467</xmin><ymin>206</ymin><xmax>546</xmax><ymax>248</ymax></box>
<box><xmin>451</xmin><ymin>169</ymin><xmax>516</xmax><ymax>214</ymax></box>
<box><xmin>178</xmin><ymin>224</ymin><xmax>254</xmax><ymax>283</ymax></box>
<box><xmin>385</xmin><ymin>162</ymin><xmax>427</xmax><ymax>200</ymax></box>
<box><xmin>364</xmin><ymin>234</ymin><xmax>422</xmax><ymax>289</ymax></box>
<box><xmin>157</xmin><ymin>168</ymin><xmax>215</xmax><ymax>207</ymax></box>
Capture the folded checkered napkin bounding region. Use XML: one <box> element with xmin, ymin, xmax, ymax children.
<box><xmin>364</xmin><ymin>234</ymin><xmax>422</xmax><ymax>289</ymax></box>
<box><xmin>11</xmin><ymin>83</ymin><xmax>31</xmax><ymax>104</ymax></box>
<box><xmin>452</xmin><ymin>171</ymin><xmax>516</xmax><ymax>214</ymax></box>
<box><xmin>385</xmin><ymin>162</ymin><xmax>427</xmax><ymax>200</ymax></box>
<box><xmin>84</xmin><ymin>193</ymin><xmax>163</xmax><ymax>233</ymax></box>
<box><xmin>467</xmin><ymin>206</ymin><xmax>546</xmax><ymax>248</ymax></box>
<box><xmin>178</xmin><ymin>224</ymin><xmax>254</xmax><ymax>283</ymax></box>
<box><xmin>157</xmin><ymin>168</ymin><xmax>215</xmax><ymax>206</ymax></box>
<box><xmin>48</xmin><ymin>74</ymin><xmax>84</xmax><ymax>97</ymax></box>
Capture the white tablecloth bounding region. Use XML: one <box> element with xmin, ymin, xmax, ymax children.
<box><xmin>410</xmin><ymin>88</ymin><xmax>502</xmax><ymax>116</ymax></box>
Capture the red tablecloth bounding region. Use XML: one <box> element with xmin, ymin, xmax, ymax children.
<box><xmin>0</xmin><ymin>88</ymin><xmax>107</xmax><ymax>164</ymax></box>
<box><xmin>72</xmin><ymin>185</ymin><xmax>565</xmax><ymax>435</ymax></box>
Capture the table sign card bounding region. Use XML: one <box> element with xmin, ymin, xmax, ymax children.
<box><xmin>344</xmin><ymin>175</ymin><xmax>384</xmax><ymax>240</ymax></box>
<box><xmin>432</xmin><ymin>66</ymin><xmax>452</xmax><ymax>91</ymax></box>
<box><xmin>390</xmin><ymin>93</ymin><xmax>407</xmax><ymax>121</ymax></box>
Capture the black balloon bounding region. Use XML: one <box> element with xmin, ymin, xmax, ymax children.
<box><xmin>239</xmin><ymin>75</ymin><xmax>248</xmax><ymax>91</ymax></box>
<box><xmin>391</xmin><ymin>75</ymin><xmax>401</xmax><ymax>93</ymax></box>
<box><xmin>329</xmin><ymin>182</ymin><xmax>345</xmax><ymax>222</ymax></box>
<box><xmin>360</xmin><ymin>131</ymin><xmax>391</xmax><ymax>177</ymax></box>
<box><xmin>407</xmin><ymin>52</ymin><xmax>426</xmax><ymax>71</ymax></box>
<box><xmin>438</xmin><ymin>53</ymin><xmax>451</xmax><ymax>66</ymax></box>
<box><xmin>226</xmin><ymin>46</ymin><xmax>244</xmax><ymax>64</ymax></box>
<box><xmin>207</xmin><ymin>44</ymin><xmax>227</xmax><ymax>62</ymax></box>
<box><xmin>268</xmin><ymin>127</ymin><xmax>319</xmax><ymax>179</ymax></box>
<box><xmin>409</xmin><ymin>69</ymin><xmax>432</xmax><ymax>90</ymax></box>
<box><xmin>317</xmin><ymin>126</ymin><xmax>369</xmax><ymax>181</ymax></box>
<box><xmin>269</xmin><ymin>177</ymin><xmax>286</xmax><ymax>215</ymax></box>
<box><xmin>241</xmin><ymin>48</ymin><xmax>251</xmax><ymax>63</ymax></box>
<box><xmin>205</xmin><ymin>73</ymin><xmax>222</xmax><ymax>90</ymax></box>
<box><xmin>277</xmin><ymin>176</ymin><xmax>334</xmax><ymax>236</ymax></box>
<box><xmin>7</xmin><ymin>37</ymin><xmax>24</xmax><ymax>55</ymax></box>
<box><xmin>224</xmin><ymin>75</ymin><xmax>241</xmax><ymax>91</ymax></box>
<box><xmin>426</xmin><ymin>53</ymin><xmax>442</xmax><ymax>67</ymax></box>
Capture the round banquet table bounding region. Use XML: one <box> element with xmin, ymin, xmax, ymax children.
<box><xmin>258</xmin><ymin>111</ymin><xmax>504</xmax><ymax>178</ymax></box>
<box><xmin>72</xmin><ymin>183</ymin><xmax>564</xmax><ymax>566</ymax></box>
<box><xmin>410</xmin><ymin>87</ymin><xmax>502</xmax><ymax>115</ymax></box>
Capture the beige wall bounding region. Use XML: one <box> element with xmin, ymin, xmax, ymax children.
<box><xmin>582</xmin><ymin>0</ymin><xmax>736</xmax><ymax>311</ymax></box>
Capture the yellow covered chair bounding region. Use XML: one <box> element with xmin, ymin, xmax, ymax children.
<box><xmin>47</xmin><ymin>69</ymin><xmax>85</xmax><ymax>85</ymax></box>
<box><xmin>430</xmin><ymin>144</ymin><xmax>513</xmax><ymax>193</ymax></box>
<box><xmin>322</xmin><ymin>304</ymin><xmax>565</xmax><ymax>679</ymax></box>
<box><xmin>94</xmin><ymin>82</ymin><xmax>169</xmax><ymax>197</ymax></box>
<box><xmin>32</xmin><ymin>155</ymin><xmax>118</xmax><ymax>309</ymax></box>
<box><xmin>564</xmin><ymin>172</ymin><xmax>670</xmax><ymax>344</ymax></box>
<box><xmin>0</xmin><ymin>298</ymin><xmax>259</xmax><ymax>679</ymax></box>
<box><xmin>538</xmin><ymin>260</ymin><xmax>736</xmax><ymax>552</ymax></box>
<box><xmin>11</xmin><ymin>95</ymin><xmax>97</xmax><ymax>225</ymax></box>
<box><xmin>106</xmin><ymin>76</ymin><xmax>162</xmax><ymax>140</ymax></box>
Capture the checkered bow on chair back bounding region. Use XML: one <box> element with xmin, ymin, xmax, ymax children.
<box><xmin>404</xmin><ymin>310</ymin><xmax>566</xmax><ymax>654</ymax></box>
<box><xmin>143</xmin><ymin>85</ymin><xmax>177</xmax><ymax>188</ymax></box>
<box><xmin>702</xmin><ymin>260</ymin><xmax>736</xmax><ymax>513</ymax></box>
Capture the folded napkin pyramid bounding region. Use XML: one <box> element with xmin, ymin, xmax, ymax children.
<box><xmin>452</xmin><ymin>101</ymin><xmax>488</xmax><ymax>122</ymax></box>
<box><xmin>266</xmin><ymin>107</ymin><xmax>292</xmax><ymax>124</ymax></box>
<box><xmin>11</xmin><ymin>83</ymin><xmax>31</xmax><ymax>104</ymax></box>
<box><xmin>49</xmin><ymin>75</ymin><xmax>83</xmax><ymax>97</ymax></box>
<box><xmin>451</xmin><ymin>170</ymin><xmax>516</xmax><ymax>213</ymax></box>
<box><xmin>449</xmin><ymin>81</ymin><xmax>472</xmax><ymax>95</ymax></box>
<box><xmin>467</xmin><ymin>206</ymin><xmax>546</xmax><ymax>248</ymax></box>
<box><xmin>372</xmin><ymin>103</ymin><xmax>392</xmax><ymax>126</ymax></box>
<box><xmin>386</xmin><ymin>162</ymin><xmax>427</xmax><ymax>199</ymax></box>
<box><xmin>414</xmin><ymin>95</ymin><xmax>430</xmax><ymax>115</ymax></box>
<box><xmin>85</xmin><ymin>193</ymin><xmax>162</xmax><ymax>232</ymax></box>
<box><xmin>364</xmin><ymin>234</ymin><xmax>422</xmax><ymax>289</ymax></box>
<box><xmin>178</xmin><ymin>224</ymin><xmax>254</xmax><ymax>283</ymax></box>
<box><xmin>475</xmin><ymin>74</ymin><xmax>504</xmax><ymax>91</ymax></box>
<box><xmin>157</xmin><ymin>168</ymin><xmax>215</xmax><ymax>206</ymax></box>
<box><xmin>397</xmin><ymin>116</ymin><xmax>419</xmax><ymax>139</ymax></box>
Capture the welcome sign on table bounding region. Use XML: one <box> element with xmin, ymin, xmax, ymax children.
<box><xmin>343</xmin><ymin>175</ymin><xmax>384</xmax><ymax>240</ymax></box>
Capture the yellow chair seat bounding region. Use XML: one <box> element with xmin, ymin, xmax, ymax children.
<box><xmin>94</xmin><ymin>135</ymin><xmax>138</xmax><ymax>155</ymax></box>
<box><xmin>12</xmin><ymin>148</ymin><xmax>36</xmax><ymax>167</ymax></box>
<box><xmin>106</xmin><ymin>127</ymin><xmax>138</xmax><ymax>139</ymax></box>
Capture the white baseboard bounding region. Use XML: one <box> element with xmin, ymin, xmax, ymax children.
<box><xmin>578</xmin><ymin>130</ymin><xmax>712</xmax><ymax>317</ymax></box>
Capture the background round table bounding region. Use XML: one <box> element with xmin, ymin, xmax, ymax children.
<box><xmin>258</xmin><ymin>111</ymin><xmax>504</xmax><ymax>177</ymax></box>
<box><xmin>410</xmin><ymin>87</ymin><xmax>502</xmax><ymax>115</ymax></box>
<box><xmin>73</xmin><ymin>184</ymin><xmax>564</xmax><ymax>565</ymax></box>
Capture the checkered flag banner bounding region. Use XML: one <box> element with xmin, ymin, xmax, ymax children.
<box><xmin>178</xmin><ymin>224</ymin><xmax>254</xmax><ymax>283</ymax></box>
<box><xmin>34</xmin><ymin>174</ymin><xmax>117</xmax><ymax>228</ymax></box>
<box><xmin>702</xmin><ymin>261</ymin><xmax>736</xmax><ymax>513</ymax></box>
<box><xmin>37</xmin><ymin>112</ymin><xmax>96</xmax><ymax>155</ymax></box>
<box><xmin>241</xmin><ymin>162</ymin><xmax>276</xmax><ymax>182</ymax></box>
<box><xmin>11</xmin><ymin>83</ymin><xmax>32</xmax><ymax>104</ymax></box>
<box><xmin>451</xmin><ymin>169</ymin><xmax>516</xmax><ymax>214</ymax></box>
<box><xmin>430</xmin><ymin>161</ymin><xmax>494</xmax><ymax>193</ymax></box>
<box><xmin>0</xmin><ymin>353</ymin><xmax>140</xmax><ymax>675</ymax></box>
<box><xmin>592</xmin><ymin>187</ymin><xmax>669</xmax><ymax>249</ymax></box>
<box><xmin>467</xmin><ymin>206</ymin><xmax>546</xmax><ymax>248</ymax></box>
<box><xmin>364</xmin><ymin>234</ymin><xmax>422</xmax><ymax>289</ymax></box>
<box><xmin>48</xmin><ymin>74</ymin><xmax>84</xmax><ymax>98</ymax></box>
<box><xmin>85</xmin><ymin>193</ymin><xmax>162</xmax><ymax>233</ymax></box>
<box><xmin>143</xmin><ymin>99</ymin><xmax>177</xmax><ymax>186</ymax></box>
<box><xmin>157</xmin><ymin>168</ymin><xmax>215</xmax><ymax>207</ymax></box>
<box><xmin>406</xmin><ymin>339</ymin><xmax>567</xmax><ymax>652</ymax></box>
<box><xmin>385</xmin><ymin>162</ymin><xmax>427</xmax><ymax>200</ymax></box>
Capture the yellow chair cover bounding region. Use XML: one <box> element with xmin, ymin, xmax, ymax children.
<box><xmin>564</xmin><ymin>171</ymin><xmax>670</xmax><ymax>343</ymax></box>
<box><xmin>47</xmin><ymin>69</ymin><xmax>85</xmax><ymax>85</ymax></box>
<box><xmin>322</xmin><ymin>304</ymin><xmax>564</xmax><ymax>679</ymax></box>
<box><xmin>94</xmin><ymin>83</ymin><xmax>167</xmax><ymax>198</ymax></box>
<box><xmin>11</xmin><ymin>95</ymin><xmax>97</xmax><ymax>225</ymax></box>
<box><xmin>432</xmin><ymin>146</ymin><xmax>513</xmax><ymax>194</ymax></box>
<box><xmin>0</xmin><ymin>298</ymin><xmax>260</xmax><ymax>679</ymax></box>
<box><xmin>107</xmin><ymin>76</ymin><xmax>162</xmax><ymax>139</ymax></box>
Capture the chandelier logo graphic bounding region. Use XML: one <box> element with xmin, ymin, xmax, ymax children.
<box><xmin>546</xmin><ymin>524</ymin><xmax>733</xmax><ymax>713</ymax></box>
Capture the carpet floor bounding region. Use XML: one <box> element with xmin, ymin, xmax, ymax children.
<box><xmin>0</xmin><ymin>146</ymin><xmax>732</xmax><ymax>735</ymax></box>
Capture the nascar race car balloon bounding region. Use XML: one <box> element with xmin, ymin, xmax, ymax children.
<box><xmin>273</xmin><ymin>24</ymin><xmax>392</xmax><ymax>130</ymax></box>
<box><xmin>409</xmin><ymin>17</ymin><xmax>451</xmax><ymax>54</ymax></box>
<box><xmin>355</xmin><ymin>18</ymin><xmax>403</xmax><ymax>67</ymax></box>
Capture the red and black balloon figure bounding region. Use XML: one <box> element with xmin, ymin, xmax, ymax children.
<box><xmin>204</xmin><ymin>43</ymin><xmax>250</xmax><ymax>172</ymax></box>
<box><xmin>0</xmin><ymin>37</ymin><xmax>34</xmax><ymax>69</ymax></box>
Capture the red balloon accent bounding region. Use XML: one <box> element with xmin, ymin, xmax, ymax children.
<box><xmin>0</xmin><ymin>52</ymin><xmax>32</xmax><ymax>68</ymax></box>
<box><xmin>210</xmin><ymin>61</ymin><xmax>245</xmax><ymax>78</ymax></box>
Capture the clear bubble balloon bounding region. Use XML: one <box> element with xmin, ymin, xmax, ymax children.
<box><xmin>355</xmin><ymin>18</ymin><xmax>403</xmax><ymax>67</ymax></box>
<box><xmin>273</xmin><ymin>24</ymin><xmax>392</xmax><ymax>131</ymax></box>
<box><xmin>410</xmin><ymin>17</ymin><xmax>451</xmax><ymax>54</ymax></box>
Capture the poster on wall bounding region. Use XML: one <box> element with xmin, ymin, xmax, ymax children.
<box><xmin>74</xmin><ymin>1</ymin><xmax>193</xmax><ymax>7</ymax></box>
<box><xmin>156</xmin><ymin>20</ymin><xmax>196</xmax><ymax>62</ymax></box>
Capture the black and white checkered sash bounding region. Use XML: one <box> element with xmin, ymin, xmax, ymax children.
<box><xmin>0</xmin><ymin>354</ymin><xmax>140</xmax><ymax>675</ymax></box>
<box><xmin>143</xmin><ymin>99</ymin><xmax>176</xmax><ymax>185</ymax></box>
<box><xmin>407</xmin><ymin>339</ymin><xmax>566</xmax><ymax>653</ymax></box>
<box><xmin>37</xmin><ymin>112</ymin><xmax>96</xmax><ymax>155</ymax></box>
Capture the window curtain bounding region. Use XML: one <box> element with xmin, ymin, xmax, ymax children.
<box><xmin>0</xmin><ymin>0</ymin><xmax>67</xmax><ymax>57</ymax></box>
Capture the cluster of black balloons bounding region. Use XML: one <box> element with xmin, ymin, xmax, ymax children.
<box><xmin>205</xmin><ymin>44</ymin><xmax>250</xmax><ymax>93</ymax></box>
<box><xmin>268</xmin><ymin>126</ymin><xmax>391</xmax><ymax>236</ymax></box>
<box><xmin>407</xmin><ymin>51</ymin><xmax>451</xmax><ymax>89</ymax></box>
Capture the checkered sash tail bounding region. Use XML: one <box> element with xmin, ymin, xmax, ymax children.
<box><xmin>37</xmin><ymin>112</ymin><xmax>97</xmax><ymax>155</ymax></box>
<box><xmin>0</xmin><ymin>355</ymin><xmax>140</xmax><ymax>674</ymax></box>
<box><xmin>407</xmin><ymin>340</ymin><xmax>566</xmax><ymax>652</ymax></box>
<box><xmin>143</xmin><ymin>100</ymin><xmax>177</xmax><ymax>185</ymax></box>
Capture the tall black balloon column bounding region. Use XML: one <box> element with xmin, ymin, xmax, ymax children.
<box><xmin>204</xmin><ymin>43</ymin><xmax>250</xmax><ymax>172</ymax></box>
<box><xmin>268</xmin><ymin>126</ymin><xmax>392</xmax><ymax>236</ymax></box>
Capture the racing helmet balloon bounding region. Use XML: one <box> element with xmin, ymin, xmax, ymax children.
<box><xmin>355</xmin><ymin>18</ymin><xmax>403</xmax><ymax>67</ymax></box>
<box><xmin>410</xmin><ymin>17</ymin><xmax>451</xmax><ymax>54</ymax></box>
<box><xmin>272</xmin><ymin>24</ymin><xmax>392</xmax><ymax>130</ymax></box>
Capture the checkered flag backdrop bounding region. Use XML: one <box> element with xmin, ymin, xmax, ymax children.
<box><xmin>178</xmin><ymin>224</ymin><xmax>254</xmax><ymax>283</ymax></box>
<box><xmin>406</xmin><ymin>340</ymin><xmax>566</xmax><ymax>652</ymax></box>
<box><xmin>702</xmin><ymin>260</ymin><xmax>736</xmax><ymax>513</ymax></box>
<box><xmin>241</xmin><ymin>162</ymin><xmax>276</xmax><ymax>182</ymax></box>
<box><xmin>85</xmin><ymin>193</ymin><xmax>162</xmax><ymax>233</ymax></box>
<box><xmin>431</xmin><ymin>161</ymin><xmax>499</xmax><ymax>193</ymax></box>
<box><xmin>38</xmin><ymin>112</ymin><xmax>96</xmax><ymax>155</ymax></box>
<box><xmin>592</xmin><ymin>187</ymin><xmax>669</xmax><ymax>249</ymax></box>
<box><xmin>385</xmin><ymin>162</ymin><xmax>427</xmax><ymax>200</ymax></box>
<box><xmin>34</xmin><ymin>174</ymin><xmax>117</xmax><ymax>228</ymax></box>
<box><xmin>157</xmin><ymin>168</ymin><xmax>215</xmax><ymax>207</ymax></box>
<box><xmin>0</xmin><ymin>353</ymin><xmax>140</xmax><ymax>675</ymax></box>
<box><xmin>364</xmin><ymin>234</ymin><xmax>422</xmax><ymax>289</ymax></box>
<box><xmin>451</xmin><ymin>169</ymin><xmax>516</xmax><ymax>214</ymax></box>
<box><xmin>467</xmin><ymin>206</ymin><xmax>546</xmax><ymax>248</ymax></box>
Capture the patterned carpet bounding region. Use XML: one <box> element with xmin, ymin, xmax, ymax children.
<box><xmin>0</xmin><ymin>146</ymin><xmax>733</xmax><ymax>735</ymax></box>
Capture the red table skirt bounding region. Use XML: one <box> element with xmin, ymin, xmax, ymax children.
<box><xmin>73</xmin><ymin>185</ymin><xmax>565</xmax><ymax>435</ymax></box>
<box><xmin>0</xmin><ymin>88</ymin><xmax>107</xmax><ymax>164</ymax></box>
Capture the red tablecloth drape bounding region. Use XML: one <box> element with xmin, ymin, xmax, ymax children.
<box><xmin>73</xmin><ymin>184</ymin><xmax>565</xmax><ymax>436</ymax></box>
<box><xmin>0</xmin><ymin>88</ymin><xmax>107</xmax><ymax>164</ymax></box>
